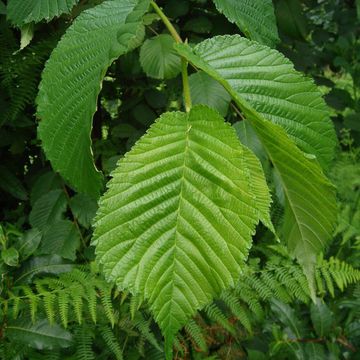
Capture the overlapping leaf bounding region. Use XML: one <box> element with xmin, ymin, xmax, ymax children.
<box><xmin>140</xmin><ymin>34</ymin><xmax>182</xmax><ymax>79</ymax></box>
<box><xmin>212</xmin><ymin>0</ymin><xmax>279</xmax><ymax>47</ymax></box>
<box><xmin>37</xmin><ymin>0</ymin><xmax>150</xmax><ymax>197</ymax></box>
<box><xmin>175</xmin><ymin>36</ymin><xmax>337</xmax><ymax>295</ymax></box>
<box><xmin>93</xmin><ymin>105</ymin><xmax>268</xmax><ymax>357</ymax></box>
<box><xmin>176</xmin><ymin>35</ymin><xmax>336</xmax><ymax>169</ymax></box>
<box><xmin>7</xmin><ymin>0</ymin><xmax>79</xmax><ymax>26</ymax></box>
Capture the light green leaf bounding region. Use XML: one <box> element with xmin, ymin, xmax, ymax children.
<box><xmin>212</xmin><ymin>0</ymin><xmax>279</xmax><ymax>47</ymax></box>
<box><xmin>40</xmin><ymin>220</ymin><xmax>80</xmax><ymax>260</ymax></box>
<box><xmin>37</xmin><ymin>0</ymin><xmax>150</xmax><ymax>197</ymax></box>
<box><xmin>18</xmin><ymin>228</ymin><xmax>42</xmax><ymax>259</ymax></box>
<box><xmin>175</xmin><ymin>35</ymin><xmax>336</xmax><ymax>169</ymax></box>
<box><xmin>93</xmin><ymin>105</ymin><xmax>261</xmax><ymax>358</ymax></box>
<box><xmin>1</xmin><ymin>247</ymin><xmax>19</xmax><ymax>267</ymax></box>
<box><xmin>189</xmin><ymin>71</ymin><xmax>231</xmax><ymax>116</ymax></box>
<box><xmin>175</xmin><ymin>36</ymin><xmax>337</xmax><ymax>296</ymax></box>
<box><xmin>7</xmin><ymin>0</ymin><xmax>79</xmax><ymax>26</ymax></box>
<box><xmin>20</xmin><ymin>23</ymin><xmax>34</xmax><ymax>50</ymax></box>
<box><xmin>29</xmin><ymin>190</ymin><xmax>67</xmax><ymax>231</ymax></box>
<box><xmin>6</xmin><ymin>319</ymin><xmax>72</xmax><ymax>349</ymax></box>
<box><xmin>140</xmin><ymin>34</ymin><xmax>182</xmax><ymax>79</ymax></box>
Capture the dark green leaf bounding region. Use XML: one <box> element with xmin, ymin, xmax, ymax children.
<box><xmin>17</xmin><ymin>228</ymin><xmax>42</xmax><ymax>259</ymax></box>
<box><xmin>29</xmin><ymin>190</ymin><xmax>67</xmax><ymax>231</ymax></box>
<box><xmin>40</xmin><ymin>220</ymin><xmax>80</xmax><ymax>260</ymax></box>
<box><xmin>6</xmin><ymin>319</ymin><xmax>72</xmax><ymax>349</ymax></box>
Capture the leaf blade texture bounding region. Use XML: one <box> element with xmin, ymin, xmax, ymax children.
<box><xmin>93</xmin><ymin>105</ymin><xmax>265</xmax><ymax>356</ymax></box>
<box><xmin>212</xmin><ymin>0</ymin><xmax>279</xmax><ymax>47</ymax></box>
<box><xmin>175</xmin><ymin>36</ymin><xmax>337</xmax><ymax>296</ymax></box>
<box><xmin>7</xmin><ymin>0</ymin><xmax>79</xmax><ymax>26</ymax></box>
<box><xmin>37</xmin><ymin>0</ymin><xmax>150</xmax><ymax>197</ymax></box>
<box><xmin>175</xmin><ymin>35</ymin><xmax>336</xmax><ymax>169</ymax></box>
<box><xmin>140</xmin><ymin>34</ymin><xmax>182</xmax><ymax>79</ymax></box>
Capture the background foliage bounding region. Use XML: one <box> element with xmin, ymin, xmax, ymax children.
<box><xmin>0</xmin><ymin>0</ymin><xmax>359</xmax><ymax>359</ymax></box>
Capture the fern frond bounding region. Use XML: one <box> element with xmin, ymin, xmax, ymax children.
<box><xmin>185</xmin><ymin>319</ymin><xmax>208</xmax><ymax>352</ymax></box>
<box><xmin>75</xmin><ymin>325</ymin><xmax>95</xmax><ymax>360</ymax></box>
<box><xmin>99</xmin><ymin>325</ymin><xmax>123</xmax><ymax>360</ymax></box>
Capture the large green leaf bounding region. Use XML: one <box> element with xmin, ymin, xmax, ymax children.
<box><xmin>175</xmin><ymin>36</ymin><xmax>337</xmax><ymax>296</ymax></box>
<box><xmin>37</xmin><ymin>0</ymin><xmax>150</xmax><ymax>197</ymax></box>
<box><xmin>93</xmin><ymin>105</ymin><xmax>265</xmax><ymax>357</ymax></box>
<box><xmin>140</xmin><ymin>34</ymin><xmax>182</xmax><ymax>79</ymax></box>
<box><xmin>175</xmin><ymin>35</ymin><xmax>336</xmax><ymax>170</ymax></box>
<box><xmin>212</xmin><ymin>0</ymin><xmax>279</xmax><ymax>47</ymax></box>
<box><xmin>7</xmin><ymin>0</ymin><xmax>79</xmax><ymax>26</ymax></box>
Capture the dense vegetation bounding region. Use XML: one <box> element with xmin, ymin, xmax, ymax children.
<box><xmin>0</xmin><ymin>0</ymin><xmax>359</xmax><ymax>359</ymax></box>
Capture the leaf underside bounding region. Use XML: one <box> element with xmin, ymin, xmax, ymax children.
<box><xmin>175</xmin><ymin>36</ymin><xmax>337</xmax><ymax>296</ymax></box>
<box><xmin>212</xmin><ymin>0</ymin><xmax>279</xmax><ymax>47</ymax></box>
<box><xmin>7</xmin><ymin>0</ymin><xmax>79</xmax><ymax>26</ymax></box>
<box><xmin>37</xmin><ymin>0</ymin><xmax>149</xmax><ymax>197</ymax></box>
<box><xmin>93</xmin><ymin>105</ymin><xmax>269</xmax><ymax>357</ymax></box>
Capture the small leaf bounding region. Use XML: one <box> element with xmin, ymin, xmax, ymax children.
<box><xmin>5</xmin><ymin>319</ymin><xmax>72</xmax><ymax>349</ymax></box>
<box><xmin>29</xmin><ymin>190</ymin><xmax>67</xmax><ymax>231</ymax></box>
<box><xmin>17</xmin><ymin>228</ymin><xmax>42</xmax><ymax>259</ymax></box>
<box><xmin>7</xmin><ymin>0</ymin><xmax>79</xmax><ymax>26</ymax></box>
<box><xmin>140</xmin><ymin>34</ymin><xmax>182</xmax><ymax>79</ymax></box>
<box><xmin>189</xmin><ymin>71</ymin><xmax>231</xmax><ymax>116</ymax></box>
<box><xmin>20</xmin><ymin>23</ymin><xmax>34</xmax><ymax>50</ymax></box>
<box><xmin>212</xmin><ymin>0</ymin><xmax>279</xmax><ymax>47</ymax></box>
<box><xmin>2</xmin><ymin>247</ymin><xmax>19</xmax><ymax>267</ymax></box>
<box><xmin>70</xmin><ymin>193</ymin><xmax>98</xmax><ymax>228</ymax></box>
<box><xmin>0</xmin><ymin>165</ymin><xmax>27</xmax><ymax>200</ymax></box>
<box><xmin>310</xmin><ymin>299</ymin><xmax>333</xmax><ymax>337</ymax></box>
<box><xmin>40</xmin><ymin>220</ymin><xmax>80</xmax><ymax>260</ymax></box>
<box><xmin>30</xmin><ymin>171</ymin><xmax>63</xmax><ymax>205</ymax></box>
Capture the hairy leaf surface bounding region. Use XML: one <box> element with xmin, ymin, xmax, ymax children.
<box><xmin>176</xmin><ymin>36</ymin><xmax>337</xmax><ymax>295</ymax></box>
<box><xmin>175</xmin><ymin>35</ymin><xmax>336</xmax><ymax>169</ymax></box>
<box><xmin>37</xmin><ymin>0</ymin><xmax>149</xmax><ymax>197</ymax></box>
<box><xmin>7</xmin><ymin>0</ymin><xmax>79</xmax><ymax>26</ymax></box>
<box><xmin>93</xmin><ymin>105</ymin><xmax>265</xmax><ymax>356</ymax></box>
<box><xmin>212</xmin><ymin>0</ymin><xmax>279</xmax><ymax>47</ymax></box>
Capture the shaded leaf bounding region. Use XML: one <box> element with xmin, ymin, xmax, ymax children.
<box><xmin>18</xmin><ymin>228</ymin><xmax>42</xmax><ymax>259</ymax></box>
<box><xmin>40</xmin><ymin>220</ymin><xmax>80</xmax><ymax>260</ymax></box>
<box><xmin>29</xmin><ymin>190</ymin><xmax>67</xmax><ymax>231</ymax></box>
<box><xmin>6</xmin><ymin>319</ymin><xmax>72</xmax><ymax>349</ymax></box>
<box><xmin>37</xmin><ymin>0</ymin><xmax>150</xmax><ymax>197</ymax></box>
<box><xmin>140</xmin><ymin>34</ymin><xmax>182</xmax><ymax>79</ymax></box>
<box><xmin>189</xmin><ymin>71</ymin><xmax>231</xmax><ymax>116</ymax></box>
